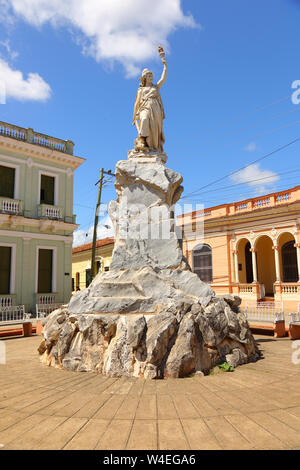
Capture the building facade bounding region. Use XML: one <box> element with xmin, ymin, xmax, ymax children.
<box><xmin>178</xmin><ymin>185</ymin><xmax>300</xmax><ymax>312</ymax></box>
<box><xmin>0</xmin><ymin>121</ymin><xmax>84</xmax><ymax>313</ymax></box>
<box><xmin>72</xmin><ymin>237</ymin><xmax>114</xmax><ymax>291</ymax></box>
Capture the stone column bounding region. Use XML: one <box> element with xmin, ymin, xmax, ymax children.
<box><xmin>249</xmin><ymin>248</ymin><xmax>258</xmax><ymax>283</ymax></box>
<box><xmin>294</xmin><ymin>243</ymin><xmax>300</xmax><ymax>282</ymax></box>
<box><xmin>272</xmin><ymin>245</ymin><xmax>281</xmax><ymax>282</ymax></box>
<box><xmin>233</xmin><ymin>250</ymin><xmax>239</xmax><ymax>283</ymax></box>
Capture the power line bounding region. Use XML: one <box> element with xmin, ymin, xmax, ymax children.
<box><xmin>186</xmin><ymin>117</ymin><xmax>300</xmax><ymax>159</ymax></box>
<box><xmin>182</xmin><ymin>136</ymin><xmax>300</xmax><ymax>199</ymax></box>
<box><xmin>183</xmin><ymin>177</ymin><xmax>300</xmax><ymax>205</ymax></box>
<box><xmin>186</xmin><ymin>106</ymin><xmax>300</xmax><ymax>151</ymax></box>
<box><xmin>179</xmin><ymin>94</ymin><xmax>291</xmax><ymax>144</ymax></box>
<box><xmin>183</xmin><ymin>176</ymin><xmax>300</xmax><ymax>204</ymax></box>
<box><xmin>183</xmin><ymin>167</ymin><xmax>300</xmax><ymax>198</ymax></box>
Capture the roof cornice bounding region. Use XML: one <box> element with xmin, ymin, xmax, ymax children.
<box><xmin>0</xmin><ymin>135</ymin><xmax>85</xmax><ymax>170</ymax></box>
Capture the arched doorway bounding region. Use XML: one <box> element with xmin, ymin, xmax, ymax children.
<box><xmin>256</xmin><ymin>235</ymin><xmax>276</xmax><ymax>296</ymax></box>
<box><xmin>193</xmin><ymin>244</ymin><xmax>213</xmax><ymax>282</ymax></box>
<box><xmin>245</xmin><ymin>241</ymin><xmax>253</xmax><ymax>283</ymax></box>
<box><xmin>276</xmin><ymin>232</ymin><xmax>298</xmax><ymax>282</ymax></box>
<box><xmin>282</xmin><ymin>241</ymin><xmax>297</xmax><ymax>282</ymax></box>
<box><xmin>236</xmin><ymin>238</ymin><xmax>253</xmax><ymax>283</ymax></box>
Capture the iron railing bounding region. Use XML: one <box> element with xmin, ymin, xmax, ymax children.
<box><xmin>0</xmin><ymin>305</ymin><xmax>31</xmax><ymax>323</ymax></box>
<box><xmin>36</xmin><ymin>303</ymin><xmax>63</xmax><ymax>318</ymax></box>
<box><xmin>245</xmin><ymin>301</ymin><xmax>284</xmax><ymax>323</ymax></box>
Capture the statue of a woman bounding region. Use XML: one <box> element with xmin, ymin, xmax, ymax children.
<box><xmin>133</xmin><ymin>45</ymin><xmax>167</xmax><ymax>153</ymax></box>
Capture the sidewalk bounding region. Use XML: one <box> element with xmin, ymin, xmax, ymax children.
<box><xmin>0</xmin><ymin>334</ymin><xmax>300</xmax><ymax>450</ymax></box>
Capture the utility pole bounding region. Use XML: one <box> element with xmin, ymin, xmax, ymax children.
<box><xmin>90</xmin><ymin>168</ymin><xmax>115</xmax><ymax>281</ymax></box>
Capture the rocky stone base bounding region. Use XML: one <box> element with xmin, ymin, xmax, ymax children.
<box><xmin>38</xmin><ymin>295</ymin><xmax>260</xmax><ymax>379</ymax></box>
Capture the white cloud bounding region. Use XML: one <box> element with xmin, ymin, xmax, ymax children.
<box><xmin>3</xmin><ymin>0</ymin><xmax>197</xmax><ymax>77</ymax></box>
<box><xmin>230</xmin><ymin>163</ymin><xmax>279</xmax><ymax>193</ymax></box>
<box><xmin>0</xmin><ymin>1</ymin><xmax>14</xmax><ymax>25</ymax></box>
<box><xmin>73</xmin><ymin>215</ymin><xmax>114</xmax><ymax>247</ymax></box>
<box><xmin>0</xmin><ymin>57</ymin><xmax>51</xmax><ymax>101</ymax></box>
<box><xmin>244</xmin><ymin>142</ymin><xmax>257</xmax><ymax>152</ymax></box>
<box><xmin>0</xmin><ymin>39</ymin><xmax>19</xmax><ymax>60</ymax></box>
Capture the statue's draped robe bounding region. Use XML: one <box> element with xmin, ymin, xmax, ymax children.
<box><xmin>134</xmin><ymin>85</ymin><xmax>165</xmax><ymax>152</ymax></box>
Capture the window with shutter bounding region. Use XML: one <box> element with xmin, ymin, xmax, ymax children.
<box><xmin>0</xmin><ymin>165</ymin><xmax>15</xmax><ymax>198</ymax></box>
<box><xmin>40</xmin><ymin>175</ymin><xmax>55</xmax><ymax>205</ymax></box>
<box><xmin>0</xmin><ymin>246</ymin><xmax>11</xmax><ymax>294</ymax></box>
<box><xmin>193</xmin><ymin>244</ymin><xmax>213</xmax><ymax>283</ymax></box>
<box><xmin>38</xmin><ymin>249</ymin><xmax>53</xmax><ymax>293</ymax></box>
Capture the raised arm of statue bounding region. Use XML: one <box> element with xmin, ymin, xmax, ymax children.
<box><xmin>157</xmin><ymin>45</ymin><xmax>167</xmax><ymax>89</ymax></box>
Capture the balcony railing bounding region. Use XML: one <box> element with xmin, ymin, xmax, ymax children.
<box><xmin>36</xmin><ymin>293</ymin><xmax>58</xmax><ymax>305</ymax></box>
<box><xmin>239</xmin><ymin>284</ymin><xmax>254</xmax><ymax>294</ymax></box>
<box><xmin>0</xmin><ymin>197</ymin><xmax>23</xmax><ymax>215</ymax></box>
<box><xmin>0</xmin><ymin>201</ymin><xmax>76</xmax><ymax>224</ymax></box>
<box><xmin>37</xmin><ymin>204</ymin><xmax>63</xmax><ymax>220</ymax></box>
<box><xmin>0</xmin><ymin>121</ymin><xmax>74</xmax><ymax>155</ymax></box>
<box><xmin>281</xmin><ymin>284</ymin><xmax>299</xmax><ymax>295</ymax></box>
<box><xmin>0</xmin><ymin>295</ymin><xmax>17</xmax><ymax>308</ymax></box>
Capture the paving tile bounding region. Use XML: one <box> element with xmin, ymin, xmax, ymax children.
<box><xmin>35</xmin><ymin>417</ymin><xmax>88</xmax><ymax>450</ymax></box>
<box><xmin>135</xmin><ymin>395</ymin><xmax>157</xmax><ymax>420</ymax></box>
<box><xmin>158</xmin><ymin>419</ymin><xmax>189</xmax><ymax>450</ymax></box>
<box><xmin>53</xmin><ymin>392</ymin><xmax>97</xmax><ymax>417</ymax></box>
<box><xmin>286</xmin><ymin>406</ymin><xmax>300</xmax><ymax>419</ymax></box>
<box><xmin>172</xmin><ymin>394</ymin><xmax>199</xmax><ymax>419</ymax></box>
<box><xmin>64</xmin><ymin>419</ymin><xmax>109</xmax><ymax>450</ymax></box>
<box><xmin>0</xmin><ymin>409</ymin><xmax>30</xmax><ymax>432</ymax></box>
<box><xmin>181</xmin><ymin>418</ymin><xmax>221</xmax><ymax>450</ymax></box>
<box><xmin>4</xmin><ymin>415</ymin><xmax>67</xmax><ymax>450</ymax></box>
<box><xmin>22</xmin><ymin>390</ymin><xmax>70</xmax><ymax>415</ymax></box>
<box><xmin>126</xmin><ymin>420</ymin><xmax>157</xmax><ymax>450</ymax></box>
<box><xmin>204</xmin><ymin>416</ymin><xmax>253</xmax><ymax>450</ymax></box>
<box><xmin>268</xmin><ymin>409</ymin><xmax>300</xmax><ymax>432</ymax></box>
<box><xmin>225</xmin><ymin>414</ymin><xmax>288</xmax><ymax>450</ymax></box>
<box><xmin>72</xmin><ymin>395</ymin><xmax>111</xmax><ymax>419</ymax></box>
<box><xmin>127</xmin><ymin>381</ymin><xmax>145</xmax><ymax>396</ymax></box>
<box><xmin>114</xmin><ymin>395</ymin><xmax>140</xmax><ymax>420</ymax></box>
<box><xmin>0</xmin><ymin>413</ymin><xmax>48</xmax><ymax>447</ymax></box>
<box><xmin>198</xmin><ymin>391</ymin><xmax>240</xmax><ymax>415</ymax></box>
<box><xmin>1</xmin><ymin>334</ymin><xmax>300</xmax><ymax>451</ymax></box>
<box><xmin>92</xmin><ymin>394</ymin><xmax>126</xmax><ymax>420</ymax></box>
<box><xmin>157</xmin><ymin>395</ymin><xmax>178</xmax><ymax>420</ymax></box>
<box><xmin>188</xmin><ymin>393</ymin><xmax>221</xmax><ymax>417</ymax></box>
<box><xmin>142</xmin><ymin>381</ymin><xmax>157</xmax><ymax>395</ymax></box>
<box><xmin>96</xmin><ymin>419</ymin><xmax>133</xmax><ymax>450</ymax></box>
<box><xmin>247</xmin><ymin>411</ymin><xmax>300</xmax><ymax>448</ymax></box>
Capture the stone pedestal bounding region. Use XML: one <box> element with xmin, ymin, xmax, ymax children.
<box><xmin>38</xmin><ymin>151</ymin><xmax>260</xmax><ymax>378</ymax></box>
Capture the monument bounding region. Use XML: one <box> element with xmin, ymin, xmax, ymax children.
<box><xmin>38</xmin><ymin>47</ymin><xmax>259</xmax><ymax>378</ymax></box>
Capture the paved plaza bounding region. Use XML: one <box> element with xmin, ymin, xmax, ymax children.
<box><xmin>0</xmin><ymin>334</ymin><xmax>300</xmax><ymax>450</ymax></box>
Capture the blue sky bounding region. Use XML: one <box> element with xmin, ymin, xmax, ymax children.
<box><xmin>0</xmin><ymin>0</ymin><xmax>300</xmax><ymax>245</ymax></box>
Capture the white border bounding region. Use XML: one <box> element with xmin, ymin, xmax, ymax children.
<box><xmin>0</xmin><ymin>229</ymin><xmax>73</xmax><ymax>242</ymax></box>
<box><xmin>0</xmin><ymin>242</ymin><xmax>16</xmax><ymax>294</ymax></box>
<box><xmin>35</xmin><ymin>245</ymin><xmax>57</xmax><ymax>293</ymax></box>
<box><xmin>0</xmin><ymin>153</ymin><xmax>71</xmax><ymax>174</ymax></box>
<box><xmin>37</xmin><ymin>170</ymin><xmax>59</xmax><ymax>206</ymax></box>
<box><xmin>0</xmin><ymin>160</ymin><xmax>20</xmax><ymax>199</ymax></box>
<box><xmin>0</xmin><ymin>138</ymin><xmax>85</xmax><ymax>169</ymax></box>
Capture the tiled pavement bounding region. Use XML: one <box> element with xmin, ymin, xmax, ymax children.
<box><xmin>0</xmin><ymin>334</ymin><xmax>300</xmax><ymax>450</ymax></box>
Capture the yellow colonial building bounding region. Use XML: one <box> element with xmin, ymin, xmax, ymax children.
<box><xmin>178</xmin><ymin>185</ymin><xmax>300</xmax><ymax>312</ymax></box>
<box><xmin>72</xmin><ymin>237</ymin><xmax>114</xmax><ymax>291</ymax></box>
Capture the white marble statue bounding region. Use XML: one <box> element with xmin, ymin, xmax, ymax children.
<box><xmin>133</xmin><ymin>45</ymin><xmax>167</xmax><ymax>152</ymax></box>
